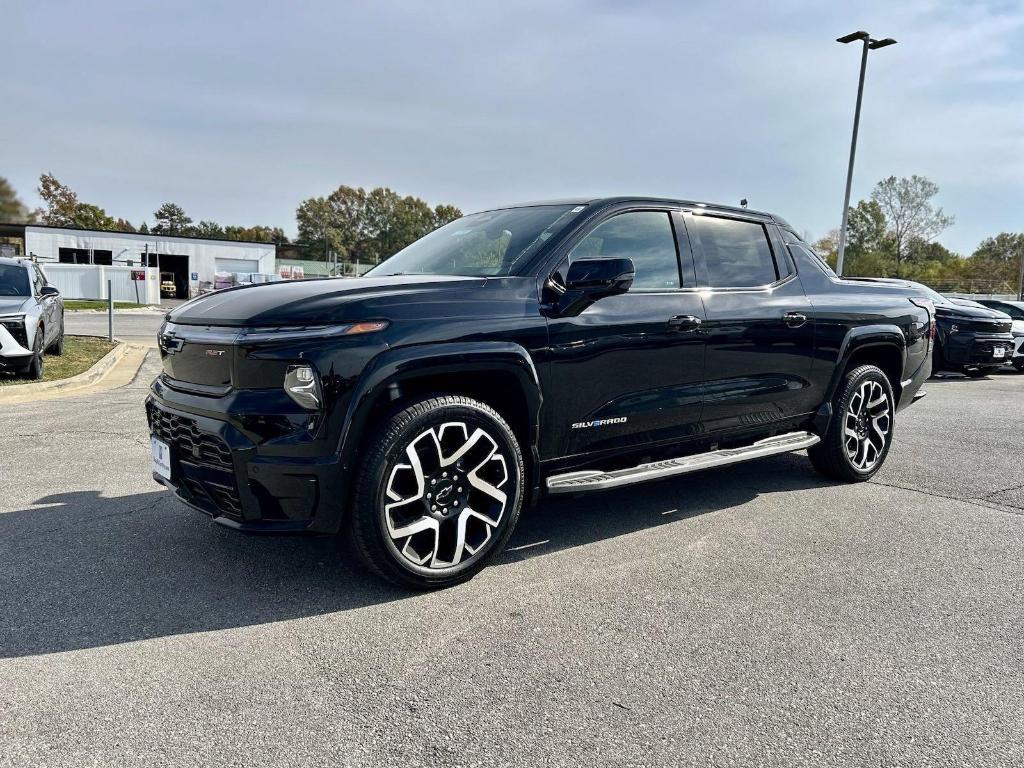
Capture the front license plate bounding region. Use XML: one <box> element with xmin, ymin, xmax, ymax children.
<box><xmin>151</xmin><ymin>436</ymin><xmax>172</xmax><ymax>479</ymax></box>
<box><xmin>994</xmin><ymin>347</ymin><xmax>1006</xmax><ymax>359</ymax></box>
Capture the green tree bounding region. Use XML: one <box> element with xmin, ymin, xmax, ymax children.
<box><xmin>842</xmin><ymin>199</ymin><xmax>894</xmax><ymax>276</ymax></box>
<box><xmin>224</xmin><ymin>224</ymin><xmax>287</xmax><ymax>243</ymax></box>
<box><xmin>192</xmin><ymin>220</ymin><xmax>226</xmax><ymax>239</ymax></box>
<box><xmin>433</xmin><ymin>204</ymin><xmax>462</xmax><ymax>228</ymax></box>
<box><xmin>871</xmin><ymin>175</ymin><xmax>954</xmax><ymax>278</ymax></box>
<box><xmin>812</xmin><ymin>229</ymin><xmax>839</xmax><ymax>269</ymax></box>
<box><xmin>0</xmin><ymin>177</ymin><xmax>32</xmax><ymax>222</ymax></box>
<box><xmin>152</xmin><ymin>203</ymin><xmax>193</xmax><ymax>236</ymax></box>
<box><xmin>36</xmin><ymin>173</ymin><xmax>117</xmax><ymax>229</ymax></box>
<box><xmin>296</xmin><ymin>185</ymin><xmax>461</xmax><ymax>267</ymax></box>
<box><xmin>967</xmin><ymin>233</ymin><xmax>1024</xmax><ymax>293</ymax></box>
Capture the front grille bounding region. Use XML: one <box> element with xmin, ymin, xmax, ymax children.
<box><xmin>958</xmin><ymin>318</ymin><xmax>1012</xmax><ymax>334</ymax></box>
<box><xmin>147</xmin><ymin>403</ymin><xmax>242</xmax><ymax>519</ymax></box>
<box><xmin>147</xmin><ymin>404</ymin><xmax>233</xmax><ymax>470</ymax></box>
<box><xmin>0</xmin><ymin>320</ymin><xmax>28</xmax><ymax>348</ymax></box>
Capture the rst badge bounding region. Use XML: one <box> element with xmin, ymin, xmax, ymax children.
<box><xmin>571</xmin><ymin>417</ymin><xmax>627</xmax><ymax>429</ymax></box>
<box><xmin>206</xmin><ymin>349</ymin><xmax>225</xmax><ymax>357</ymax></box>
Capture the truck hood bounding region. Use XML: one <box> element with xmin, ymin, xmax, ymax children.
<box><xmin>167</xmin><ymin>275</ymin><xmax>489</xmax><ymax>327</ymax></box>
<box><xmin>0</xmin><ymin>297</ymin><xmax>30</xmax><ymax>316</ymax></box>
<box><xmin>935</xmin><ymin>302</ymin><xmax>1009</xmax><ymax>320</ymax></box>
<box><xmin>935</xmin><ymin>302</ymin><xmax>1012</xmax><ymax>333</ymax></box>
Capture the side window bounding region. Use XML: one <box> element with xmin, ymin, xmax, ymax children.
<box><xmin>34</xmin><ymin>266</ymin><xmax>47</xmax><ymax>290</ymax></box>
<box><xmin>568</xmin><ymin>211</ymin><xmax>680</xmax><ymax>291</ymax></box>
<box><xmin>693</xmin><ymin>216</ymin><xmax>779</xmax><ymax>288</ymax></box>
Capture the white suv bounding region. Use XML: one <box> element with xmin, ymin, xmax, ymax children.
<box><xmin>0</xmin><ymin>257</ymin><xmax>65</xmax><ymax>380</ymax></box>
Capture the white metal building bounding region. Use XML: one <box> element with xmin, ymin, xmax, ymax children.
<box><xmin>11</xmin><ymin>224</ymin><xmax>277</xmax><ymax>302</ymax></box>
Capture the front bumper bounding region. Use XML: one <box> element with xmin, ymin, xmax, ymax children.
<box><xmin>943</xmin><ymin>333</ymin><xmax>1015</xmax><ymax>367</ymax></box>
<box><xmin>0</xmin><ymin>322</ymin><xmax>32</xmax><ymax>361</ymax></box>
<box><xmin>146</xmin><ymin>389</ymin><xmax>345</xmax><ymax>534</ymax></box>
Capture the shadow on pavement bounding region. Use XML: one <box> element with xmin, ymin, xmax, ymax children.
<box><xmin>0</xmin><ymin>453</ymin><xmax>829</xmax><ymax>658</ymax></box>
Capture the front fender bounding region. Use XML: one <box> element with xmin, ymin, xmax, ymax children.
<box><xmin>323</xmin><ymin>341</ymin><xmax>543</xmax><ymax>531</ymax></box>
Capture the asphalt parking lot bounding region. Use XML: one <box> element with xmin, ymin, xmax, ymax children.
<box><xmin>2</xmin><ymin>341</ymin><xmax>1023</xmax><ymax>766</ymax></box>
<box><xmin>65</xmin><ymin>309</ymin><xmax>167</xmax><ymax>347</ymax></box>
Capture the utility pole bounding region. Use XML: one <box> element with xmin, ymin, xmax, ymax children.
<box><xmin>835</xmin><ymin>31</ymin><xmax>897</xmax><ymax>276</ymax></box>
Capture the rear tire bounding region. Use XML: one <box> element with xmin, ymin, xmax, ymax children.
<box><xmin>349</xmin><ymin>395</ymin><xmax>525</xmax><ymax>589</ymax></box>
<box><xmin>809</xmin><ymin>364</ymin><xmax>894</xmax><ymax>482</ymax></box>
<box><xmin>46</xmin><ymin>321</ymin><xmax>64</xmax><ymax>356</ymax></box>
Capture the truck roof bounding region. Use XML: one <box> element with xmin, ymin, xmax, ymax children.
<box><xmin>480</xmin><ymin>196</ymin><xmax>793</xmax><ymax>230</ymax></box>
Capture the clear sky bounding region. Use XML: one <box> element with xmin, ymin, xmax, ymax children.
<box><xmin>6</xmin><ymin>1</ymin><xmax>1023</xmax><ymax>253</ymax></box>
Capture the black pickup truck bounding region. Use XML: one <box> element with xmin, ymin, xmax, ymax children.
<box><xmin>147</xmin><ymin>197</ymin><xmax>933</xmax><ymax>588</ymax></box>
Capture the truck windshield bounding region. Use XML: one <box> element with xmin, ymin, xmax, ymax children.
<box><xmin>367</xmin><ymin>204</ymin><xmax>583</xmax><ymax>277</ymax></box>
<box><xmin>0</xmin><ymin>264</ymin><xmax>31</xmax><ymax>297</ymax></box>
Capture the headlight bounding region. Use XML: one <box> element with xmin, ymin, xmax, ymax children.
<box><xmin>240</xmin><ymin>321</ymin><xmax>388</xmax><ymax>344</ymax></box>
<box><xmin>284</xmin><ymin>364</ymin><xmax>322</xmax><ymax>410</ymax></box>
<box><xmin>0</xmin><ymin>315</ymin><xmax>28</xmax><ymax>346</ymax></box>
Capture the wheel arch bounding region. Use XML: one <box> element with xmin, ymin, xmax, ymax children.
<box><xmin>327</xmin><ymin>341</ymin><xmax>543</xmax><ymax>532</ymax></box>
<box><xmin>814</xmin><ymin>327</ymin><xmax>906</xmax><ymax>438</ymax></box>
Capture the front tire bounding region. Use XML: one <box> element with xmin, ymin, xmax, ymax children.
<box><xmin>809</xmin><ymin>365</ymin><xmax>894</xmax><ymax>482</ymax></box>
<box><xmin>965</xmin><ymin>366</ymin><xmax>998</xmax><ymax>378</ymax></box>
<box><xmin>23</xmin><ymin>326</ymin><xmax>45</xmax><ymax>381</ymax></box>
<box><xmin>930</xmin><ymin>340</ymin><xmax>946</xmax><ymax>377</ymax></box>
<box><xmin>349</xmin><ymin>395</ymin><xmax>525</xmax><ymax>589</ymax></box>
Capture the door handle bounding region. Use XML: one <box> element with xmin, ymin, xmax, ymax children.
<box><xmin>668</xmin><ymin>315</ymin><xmax>702</xmax><ymax>332</ymax></box>
<box><xmin>783</xmin><ymin>311</ymin><xmax>808</xmax><ymax>328</ymax></box>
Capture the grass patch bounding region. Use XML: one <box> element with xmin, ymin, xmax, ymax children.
<box><xmin>0</xmin><ymin>336</ymin><xmax>117</xmax><ymax>386</ymax></box>
<box><xmin>63</xmin><ymin>300</ymin><xmax>144</xmax><ymax>311</ymax></box>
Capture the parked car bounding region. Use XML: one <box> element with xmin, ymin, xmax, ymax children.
<box><xmin>847</xmin><ymin>279</ymin><xmax>1014</xmax><ymax>377</ymax></box>
<box><xmin>974</xmin><ymin>298</ymin><xmax>1024</xmax><ymax>371</ymax></box>
<box><xmin>147</xmin><ymin>197</ymin><xmax>933</xmax><ymax>588</ymax></box>
<box><xmin>0</xmin><ymin>256</ymin><xmax>64</xmax><ymax>380</ymax></box>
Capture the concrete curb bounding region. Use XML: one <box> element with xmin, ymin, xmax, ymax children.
<box><xmin>0</xmin><ymin>340</ymin><xmax>130</xmax><ymax>403</ymax></box>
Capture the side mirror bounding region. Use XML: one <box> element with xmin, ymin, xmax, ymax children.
<box><xmin>40</xmin><ymin>285</ymin><xmax>60</xmax><ymax>298</ymax></box>
<box><xmin>549</xmin><ymin>257</ymin><xmax>634</xmax><ymax>316</ymax></box>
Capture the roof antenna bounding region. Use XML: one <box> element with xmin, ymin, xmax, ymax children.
<box><xmin>740</xmin><ymin>198</ymin><xmax>748</xmax><ymax>209</ymax></box>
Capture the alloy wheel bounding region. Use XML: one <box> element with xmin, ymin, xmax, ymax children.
<box><xmin>843</xmin><ymin>379</ymin><xmax>891</xmax><ymax>472</ymax></box>
<box><xmin>383</xmin><ymin>421</ymin><xmax>510</xmax><ymax>571</ymax></box>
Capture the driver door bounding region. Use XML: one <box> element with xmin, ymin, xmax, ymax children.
<box><xmin>541</xmin><ymin>209</ymin><xmax>706</xmax><ymax>461</ymax></box>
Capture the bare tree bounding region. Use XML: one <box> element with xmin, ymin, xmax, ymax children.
<box><xmin>871</xmin><ymin>175</ymin><xmax>954</xmax><ymax>277</ymax></box>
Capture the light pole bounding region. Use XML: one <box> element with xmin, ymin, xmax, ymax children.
<box><xmin>835</xmin><ymin>31</ymin><xmax>896</xmax><ymax>276</ymax></box>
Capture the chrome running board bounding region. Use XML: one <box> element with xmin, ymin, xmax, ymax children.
<box><xmin>545</xmin><ymin>431</ymin><xmax>820</xmax><ymax>494</ymax></box>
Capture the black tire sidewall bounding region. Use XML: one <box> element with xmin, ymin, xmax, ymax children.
<box><xmin>49</xmin><ymin>321</ymin><xmax>64</xmax><ymax>356</ymax></box>
<box><xmin>812</xmin><ymin>365</ymin><xmax>895</xmax><ymax>482</ymax></box>
<box><xmin>352</xmin><ymin>396</ymin><xmax>525</xmax><ymax>589</ymax></box>
<box><xmin>28</xmin><ymin>329</ymin><xmax>44</xmax><ymax>379</ymax></box>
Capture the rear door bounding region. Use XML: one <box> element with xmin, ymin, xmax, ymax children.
<box><xmin>688</xmin><ymin>212</ymin><xmax>817</xmax><ymax>433</ymax></box>
<box><xmin>541</xmin><ymin>208</ymin><xmax>706</xmax><ymax>459</ymax></box>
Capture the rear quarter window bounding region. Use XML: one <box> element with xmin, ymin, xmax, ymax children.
<box><xmin>693</xmin><ymin>216</ymin><xmax>778</xmax><ymax>288</ymax></box>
